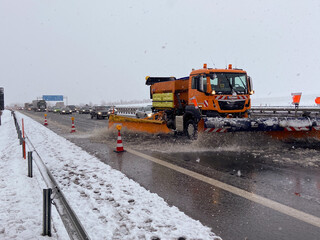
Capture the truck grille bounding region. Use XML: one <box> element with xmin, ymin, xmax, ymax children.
<box><xmin>218</xmin><ymin>100</ymin><xmax>245</xmax><ymax>110</ymax></box>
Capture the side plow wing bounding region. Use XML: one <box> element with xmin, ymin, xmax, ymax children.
<box><xmin>203</xmin><ymin>117</ymin><xmax>320</xmax><ymax>140</ymax></box>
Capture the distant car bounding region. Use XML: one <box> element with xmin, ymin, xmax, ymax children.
<box><xmin>67</xmin><ymin>105</ymin><xmax>77</xmax><ymax>112</ymax></box>
<box><xmin>90</xmin><ymin>106</ymin><xmax>110</xmax><ymax>119</ymax></box>
<box><xmin>135</xmin><ymin>105</ymin><xmax>153</xmax><ymax>119</ymax></box>
<box><xmin>79</xmin><ymin>106</ymin><xmax>91</xmax><ymax>114</ymax></box>
<box><xmin>60</xmin><ymin>107</ymin><xmax>73</xmax><ymax>114</ymax></box>
<box><xmin>107</xmin><ymin>107</ymin><xmax>118</xmax><ymax>117</ymax></box>
<box><xmin>53</xmin><ymin>107</ymin><xmax>61</xmax><ymax>113</ymax></box>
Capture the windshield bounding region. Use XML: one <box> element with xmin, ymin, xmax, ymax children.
<box><xmin>209</xmin><ymin>73</ymin><xmax>248</xmax><ymax>94</ymax></box>
<box><xmin>96</xmin><ymin>106</ymin><xmax>108</xmax><ymax>111</ymax></box>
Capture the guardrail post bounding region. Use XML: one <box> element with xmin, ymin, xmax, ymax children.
<box><xmin>18</xmin><ymin>130</ymin><xmax>22</xmax><ymax>144</ymax></box>
<box><xmin>28</xmin><ymin>151</ymin><xmax>33</xmax><ymax>178</ymax></box>
<box><xmin>22</xmin><ymin>138</ymin><xmax>26</xmax><ymax>159</ymax></box>
<box><xmin>43</xmin><ymin>188</ymin><xmax>52</xmax><ymax>236</ymax></box>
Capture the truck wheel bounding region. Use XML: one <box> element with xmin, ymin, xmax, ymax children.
<box><xmin>185</xmin><ymin>119</ymin><xmax>198</xmax><ymax>140</ymax></box>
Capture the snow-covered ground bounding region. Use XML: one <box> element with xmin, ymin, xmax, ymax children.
<box><xmin>0</xmin><ymin>110</ymin><xmax>221</xmax><ymax>240</ymax></box>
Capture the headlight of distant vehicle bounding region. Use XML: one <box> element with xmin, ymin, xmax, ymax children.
<box><xmin>98</xmin><ymin>112</ymin><xmax>102</xmax><ymax>115</ymax></box>
<box><xmin>62</xmin><ymin>110</ymin><xmax>65</xmax><ymax>113</ymax></box>
<box><xmin>147</xmin><ymin>113</ymin><xmax>152</xmax><ymax>117</ymax></box>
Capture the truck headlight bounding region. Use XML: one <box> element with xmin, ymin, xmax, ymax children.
<box><xmin>98</xmin><ymin>112</ymin><xmax>102</xmax><ymax>115</ymax></box>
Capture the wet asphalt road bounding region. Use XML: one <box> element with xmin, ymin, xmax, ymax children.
<box><xmin>21</xmin><ymin>111</ymin><xmax>320</xmax><ymax>240</ymax></box>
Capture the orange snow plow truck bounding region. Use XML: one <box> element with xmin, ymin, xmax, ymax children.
<box><xmin>109</xmin><ymin>64</ymin><xmax>253</xmax><ymax>138</ymax></box>
<box><xmin>109</xmin><ymin>64</ymin><xmax>320</xmax><ymax>140</ymax></box>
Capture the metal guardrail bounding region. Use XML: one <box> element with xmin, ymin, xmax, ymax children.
<box><xmin>116</xmin><ymin>107</ymin><xmax>138</xmax><ymax>115</ymax></box>
<box><xmin>117</xmin><ymin>106</ymin><xmax>320</xmax><ymax>115</ymax></box>
<box><xmin>250</xmin><ymin>106</ymin><xmax>320</xmax><ymax>117</ymax></box>
<box><xmin>11</xmin><ymin>111</ymin><xmax>90</xmax><ymax>240</ymax></box>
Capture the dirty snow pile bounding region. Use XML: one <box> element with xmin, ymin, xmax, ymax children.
<box><xmin>1</xmin><ymin>110</ymin><xmax>221</xmax><ymax>240</ymax></box>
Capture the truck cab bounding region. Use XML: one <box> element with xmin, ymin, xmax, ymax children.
<box><xmin>188</xmin><ymin>64</ymin><xmax>253</xmax><ymax>117</ymax></box>
<box><xmin>146</xmin><ymin>64</ymin><xmax>254</xmax><ymax>138</ymax></box>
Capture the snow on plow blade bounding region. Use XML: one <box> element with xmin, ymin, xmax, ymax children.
<box><xmin>203</xmin><ymin>117</ymin><xmax>320</xmax><ymax>140</ymax></box>
<box><xmin>108</xmin><ymin>115</ymin><xmax>171</xmax><ymax>134</ymax></box>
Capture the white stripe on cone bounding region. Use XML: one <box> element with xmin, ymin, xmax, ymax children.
<box><xmin>71</xmin><ymin>122</ymin><xmax>76</xmax><ymax>133</ymax></box>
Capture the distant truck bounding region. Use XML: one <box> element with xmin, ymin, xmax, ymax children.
<box><xmin>32</xmin><ymin>100</ymin><xmax>47</xmax><ymax>112</ymax></box>
<box><xmin>55</xmin><ymin>102</ymin><xmax>65</xmax><ymax>108</ymax></box>
<box><xmin>24</xmin><ymin>103</ymin><xmax>33</xmax><ymax>111</ymax></box>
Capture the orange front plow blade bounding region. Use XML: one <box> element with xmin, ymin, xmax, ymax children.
<box><xmin>108</xmin><ymin>115</ymin><xmax>171</xmax><ymax>134</ymax></box>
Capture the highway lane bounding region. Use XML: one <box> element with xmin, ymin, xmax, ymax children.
<box><xmin>21</xmin><ymin>110</ymin><xmax>320</xmax><ymax>240</ymax></box>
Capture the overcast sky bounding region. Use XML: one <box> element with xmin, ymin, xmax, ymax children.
<box><xmin>1</xmin><ymin>0</ymin><xmax>320</xmax><ymax>105</ymax></box>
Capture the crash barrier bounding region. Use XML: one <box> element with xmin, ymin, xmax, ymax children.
<box><xmin>115</xmin><ymin>106</ymin><xmax>320</xmax><ymax>117</ymax></box>
<box><xmin>250</xmin><ymin>106</ymin><xmax>320</xmax><ymax>117</ymax></box>
<box><xmin>11</xmin><ymin>111</ymin><xmax>90</xmax><ymax>240</ymax></box>
<box><xmin>116</xmin><ymin>107</ymin><xmax>139</xmax><ymax>115</ymax></box>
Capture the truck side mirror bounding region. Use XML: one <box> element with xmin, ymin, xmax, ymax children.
<box><xmin>248</xmin><ymin>76</ymin><xmax>254</xmax><ymax>94</ymax></box>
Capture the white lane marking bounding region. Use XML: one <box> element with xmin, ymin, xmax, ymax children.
<box><xmin>126</xmin><ymin>148</ymin><xmax>320</xmax><ymax>229</ymax></box>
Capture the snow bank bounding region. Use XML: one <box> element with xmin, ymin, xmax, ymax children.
<box><xmin>0</xmin><ymin>110</ymin><xmax>67</xmax><ymax>239</ymax></box>
<box><xmin>11</xmin><ymin>111</ymin><xmax>221</xmax><ymax>240</ymax></box>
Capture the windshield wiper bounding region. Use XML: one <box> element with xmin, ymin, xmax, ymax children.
<box><xmin>223</xmin><ymin>74</ymin><xmax>237</xmax><ymax>94</ymax></box>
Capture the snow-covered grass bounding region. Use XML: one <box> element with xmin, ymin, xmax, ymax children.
<box><xmin>1</xmin><ymin>110</ymin><xmax>221</xmax><ymax>240</ymax></box>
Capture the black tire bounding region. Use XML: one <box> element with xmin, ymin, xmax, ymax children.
<box><xmin>185</xmin><ymin>119</ymin><xmax>198</xmax><ymax>140</ymax></box>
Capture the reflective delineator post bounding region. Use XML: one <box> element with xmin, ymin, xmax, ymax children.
<box><xmin>44</xmin><ymin>114</ymin><xmax>48</xmax><ymax>126</ymax></box>
<box><xmin>22</xmin><ymin>138</ymin><xmax>26</xmax><ymax>159</ymax></box>
<box><xmin>291</xmin><ymin>92</ymin><xmax>302</xmax><ymax>117</ymax></box>
<box><xmin>70</xmin><ymin>117</ymin><xmax>76</xmax><ymax>133</ymax></box>
<box><xmin>42</xmin><ymin>188</ymin><xmax>52</xmax><ymax>236</ymax></box>
<box><xmin>114</xmin><ymin>125</ymin><xmax>125</xmax><ymax>153</ymax></box>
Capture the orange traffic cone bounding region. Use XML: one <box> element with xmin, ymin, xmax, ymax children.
<box><xmin>70</xmin><ymin>117</ymin><xmax>76</xmax><ymax>133</ymax></box>
<box><xmin>114</xmin><ymin>125</ymin><xmax>125</xmax><ymax>153</ymax></box>
<box><xmin>44</xmin><ymin>114</ymin><xmax>48</xmax><ymax>126</ymax></box>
